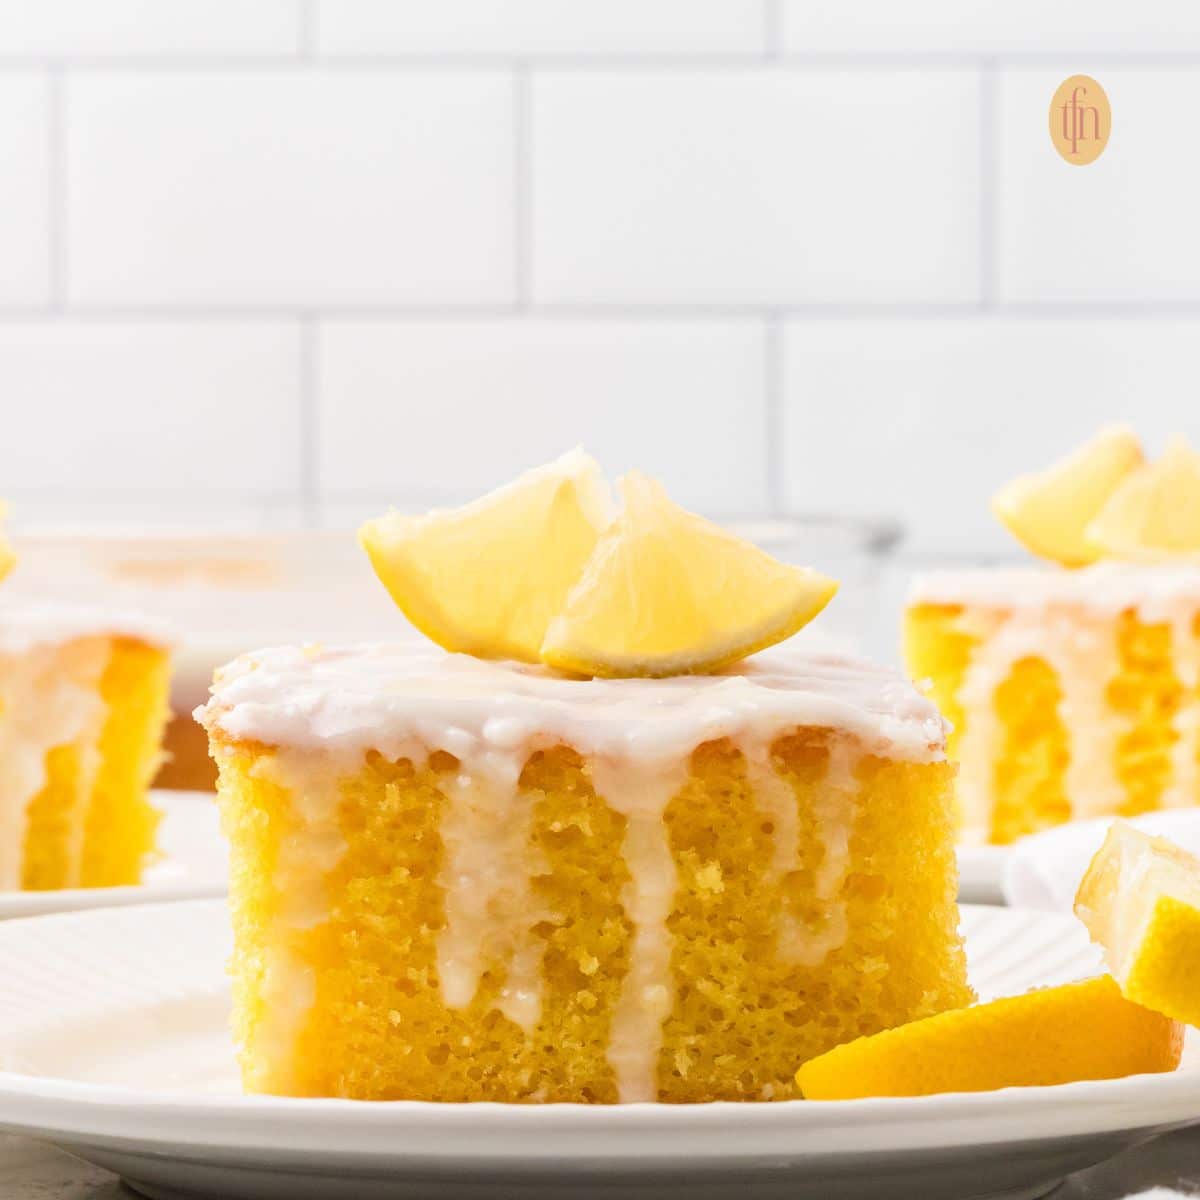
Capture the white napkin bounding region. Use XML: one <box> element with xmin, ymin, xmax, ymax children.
<box><xmin>1002</xmin><ymin>811</ymin><xmax>1200</xmax><ymax>911</ymax></box>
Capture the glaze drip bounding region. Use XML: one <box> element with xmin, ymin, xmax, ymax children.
<box><xmin>199</xmin><ymin>642</ymin><xmax>942</xmax><ymax>1103</ymax></box>
<box><xmin>0</xmin><ymin>637</ymin><xmax>109</xmax><ymax>890</ymax></box>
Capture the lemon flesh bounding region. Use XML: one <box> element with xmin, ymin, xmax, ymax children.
<box><xmin>359</xmin><ymin>449</ymin><xmax>614</xmax><ymax>663</ymax></box>
<box><xmin>1075</xmin><ymin>821</ymin><xmax>1200</xmax><ymax>1028</ymax></box>
<box><xmin>540</xmin><ymin>473</ymin><xmax>838</xmax><ymax>678</ymax></box>
<box><xmin>1086</xmin><ymin>434</ymin><xmax>1200</xmax><ymax>560</ymax></box>
<box><xmin>796</xmin><ymin>976</ymin><xmax>1182</xmax><ymax>1100</ymax></box>
<box><xmin>992</xmin><ymin>425</ymin><xmax>1144</xmax><ymax>567</ymax></box>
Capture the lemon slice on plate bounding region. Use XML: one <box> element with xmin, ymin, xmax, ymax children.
<box><xmin>795</xmin><ymin>975</ymin><xmax>1182</xmax><ymax>1100</ymax></box>
<box><xmin>359</xmin><ymin>449</ymin><xmax>615</xmax><ymax>663</ymax></box>
<box><xmin>1075</xmin><ymin>821</ymin><xmax>1200</xmax><ymax>1028</ymax></box>
<box><xmin>1086</xmin><ymin>434</ymin><xmax>1200</xmax><ymax>559</ymax></box>
<box><xmin>540</xmin><ymin>473</ymin><xmax>838</xmax><ymax>678</ymax></box>
<box><xmin>991</xmin><ymin>425</ymin><xmax>1144</xmax><ymax>567</ymax></box>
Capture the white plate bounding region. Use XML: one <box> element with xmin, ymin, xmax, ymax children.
<box><xmin>0</xmin><ymin>790</ymin><xmax>226</xmax><ymax>919</ymax></box>
<box><xmin>957</xmin><ymin>843</ymin><xmax>1009</xmax><ymax>905</ymax></box>
<box><xmin>0</xmin><ymin>901</ymin><xmax>1195</xmax><ymax>1200</ymax></box>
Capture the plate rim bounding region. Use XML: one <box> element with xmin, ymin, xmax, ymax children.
<box><xmin>0</xmin><ymin>899</ymin><xmax>1196</xmax><ymax>1162</ymax></box>
<box><xmin>0</xmin><ymin>790</ymin><xmax>225</xmax><ymax>918</ymax></box>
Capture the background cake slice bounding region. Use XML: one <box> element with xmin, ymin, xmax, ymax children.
<box><xmin>906</xmin><ymin>430</ymin><xmax>1200</xmax><ymax>845</ymax></box>
<box><xmin>0</xmin><ymin>603</ymin><xmax>172</xmax><ymax>890</ymax></box>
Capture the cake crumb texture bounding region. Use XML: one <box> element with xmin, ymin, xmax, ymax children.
<box><xmin>214</xmin><ymin>728</ymin><xmax>969</xmax><ymax>1103</ymax></box>
<box><xmin>5</xmin><ymin>635</ymin><xmax>169</xmax><ymax>890</ymax></box>
<box><xmin>905</xmin><ymin>602</ymin><xmax>1200</xmax><ymax>843</ymax></box>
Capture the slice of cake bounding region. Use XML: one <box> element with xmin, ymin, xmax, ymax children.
<box><xmin>200</xmin><ymin>642</ymin><xmax>968</xmax><ymax>1103</ymax></box>
<box><xmin>0</xmin><ymin>601</ymin><xmax>172</xmax><ymax>889</ymax></box>
<box><xmin>905</xmin><ymin>429</ymin><xmax>1200</xmax><ymax>845</ymax></box>
<box><xmin>201</xmin><ymin>452</ymin><xmax>969</xmax><ymax>1104</ymax></box>
<box><xmin>906</xmin><ymin>564</ymin><xmax>1200</xmax><ymax>844</ymax></box>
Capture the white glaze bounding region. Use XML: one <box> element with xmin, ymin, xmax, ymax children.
<box><xmin>0</xmin><ymin>637</ymin><xmax>109</xmax><ymax>890</ymax></box>
<box><xmin>435</xmin><ymin>749</ymin><xmax>551</xmax><ymax>1033</ymax></box>
<box><xmin>910</xmin><ymin>562</ymin><xmax>1200</xmax><ymax>618</ymax></box>
<box><xmin>1166</xmin><ymin>612</ymin><xmax>1200</xmax><ymax>810</ymax></box>
<box><xmin>588</xmin><ymin>759</ymin><xmax>685</xmax><ymax>1103</ymax></box>
<box><xmin>915</xmin><ymin>564</ymin><xmax>1200</xmax><ymax>834</ymax></box>
<box><xmin>243</xmin><ymin>750</ymin><xmax>346</xmax><ymax>1094</ymax></box>
<box><xmin>951</xmin><ymin>607</ymin><xmax>1126</xmax><ymax>835</ymax></box>
<box><xmin>0</xmin><ymin>600</ymin><xmax>171</xmax><ymax>891</ymax></box>
<box><xmin>200</xmin><ymin>643</ymin><xmax>946</xmax><ymax>766</ymax></box>
<box><xmin>200</xmin><ymin>641</ymin><xmax>944</xmax><ymax>1102</ymax></box>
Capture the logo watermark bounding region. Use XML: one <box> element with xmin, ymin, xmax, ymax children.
<box><xmin>1049</xmin><ymin>75</ymin><xmax>1111</xmax><ymax>165</ymax></box>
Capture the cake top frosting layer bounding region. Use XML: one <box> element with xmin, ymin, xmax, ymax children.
<box><xmin>0</xmin><ymin>599</ymin><xmax>175</xmax><ymax>654</ymax></box>
<box><xmin>199</xmin><ymin>641</ymin><xmax>946</xmax><ymax>764</ymax></box>
<box><xmin>910</xmin><ymin>561</ymin><xmax>1200</xmax><ymax>620</ymax></box>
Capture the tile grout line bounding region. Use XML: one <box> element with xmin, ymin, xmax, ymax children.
<box><xmin>763</xmin><ymin>0</ymin><xmax>783</xmax><ymax>60</ymax></box>
<box><xmin>298</xmin><ymin>0</ymin><xmax>317</xmax><ymax>58</ymax></box>
<box><xmin>2</xmin><ymin>51</ymin><xmax>1200</xmax><ymax>70</ymax></box>
<box><xmin>764</xmin><ymin>313</ymin><xmax>783</xmax><ymax>515</ymax></box>
<box><xmin>4</xmin><ymin>302</ymin><xmax>1200</xmax><ymax>322</ymax></box>
<box><xmin>47</xmin><ymin>65</ymin><xmax>66</xmax><ymax>311</ymax></box>
<box><xmin>514</xmin><ymin>64</ymin><xmax>532</xmax><ymax>308</ymax></box>
<box><xmin>299</xmin><ymin>315</ymin><xmax>319</xmax><ymax>528</ymax></box>
<box><xmin>978</xmin><ymin>57</ymin><xmax>998</xmax><ymax>309</ymax></box>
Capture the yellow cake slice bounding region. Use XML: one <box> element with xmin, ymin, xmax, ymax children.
<box><xmin>906</xmin><ymin>430</ymin><xmax>1200</xmax><ymax>846</ymax></box>
<box><xmin>198</xmin><ymin>643</ymin><xmax>969</xmax><ymax>1103</ymax></box>
<box><xmin>0</xmin><ymin>602</ymin><xmax>172</xmax><ymax>889</ymax></box>
<box><xmin>905</xmin><ymin>565</ymin><xmax>1200</xmax><ymax>844</ymax></box>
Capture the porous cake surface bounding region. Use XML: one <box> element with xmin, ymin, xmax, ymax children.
<box><xmin>201</xmin><ymin>643</ymin><xmax>969</xmax><ymax>1104</ymax></box>
<box><xmin>906</xmin><ymin>563</ymin><xmax>1200</xmax><ymax>844</ymax></box>
<box><xmin>0</xmin><ymin>602</ymin><xmax>172</xmax><ymax>890</ymax></box>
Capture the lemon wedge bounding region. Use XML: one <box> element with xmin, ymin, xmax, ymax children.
<box><xmin>991</xmin><ymin>425</ymin><xmax>1144</xmax><ymax>567</ymax></box>
<box><xmin>1085</xmin><ymin>434</ymin><xmax>1200</xmax><ymax>560</ymax></box>
<box><xmin>0</xmin><ymin>504</ymin><xmax>13</xmax><ymax>583</ymax></box>
<box><xmin>1075</xmin><ymin>822</ymin><xmax>1200</xmax><ymax>1028</ymax></box>
<box><xmin>540</xmin><ymin>473</ymin><xmax>838</xmax><ymax>678</ymax></box>
<box><xmin>796</xmin><ymin>976</ymin><xmax>1182</xmax><ymax>1100</ymax></box>
<box><xmin>359</xmin><ymin>449</ymin><xmax>615</xmax><ymax>663</ymax></box>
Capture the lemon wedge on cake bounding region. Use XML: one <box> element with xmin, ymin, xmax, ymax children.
<box><xmin>541</xmin><ymin>473</ymin><xmax>837</xmax><ymax>677</ymax></box>
<box><xmin>359</xmin><ymin>449</ymin><xmax>615</xmax><ymax>663</ymax></box>
<box><xmin>1075</xmin><ymin>822</ymin><xmax>1200</xmax><ymax>1028</ymax></box>
<box><xmin>362</xmin><ymin>453</ymin><xmax>838</xmax><ymax>676</ymax></box>
<box><xmin>991</xmin><ymin>425</ymin><xmax>1144</xmax><ymax>567</ymax></box>
<box><xmin>795</xmin><ymin>975</ymin><xmax>1182</xmax><ymax>1100</ymax></box>
<box><xmin>1085</xmin><ymin>434</ymin><xmax>1200</xmax><ymax>559</ymax></box>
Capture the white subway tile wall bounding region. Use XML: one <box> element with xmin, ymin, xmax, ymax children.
<box><xmin>67</xmin><ymin>71</ymin><xmax>515</xmax><ymax>305</ymax></box>
<box><xmin>999</xmin><ymin>67</ymin><xmax>1200</xmax><ymax>303</ymax></box>
<box><xmin>0</xmin><ymin>321</ymin><xmax>301</xmax><ymax>492</ymax></box>
<box><xmin>532</xmin><ymin>68</ymin><xmax>980</xmax><ymax>305</ymax></box>
<box><xmin>0</xmin><ymin>73</ymin><xmax>50</xmax><ymax>306</ymax></box>
<box><xmin>781</xmin><ymin>318</ymin><xmax>1199</xmax><ymax>555</ymax></box>
<box><xmin>0</xmin><ymin>1</ymin><xmax>301</xmax><ymax>57</ymax></box>
<box><xmin>0</xmin><ymin>1</ymin><xmax>1194</xmax><ymax>556</ymax></box>
<box><xmin>317</xmin><ymin>318</ymin><xmax>767</xmax><ymax>512</ymax></box>
<box><xmin>315</xmin><ymin>1</ymin><xmax>768</xmax><ymax>57</ymax></box>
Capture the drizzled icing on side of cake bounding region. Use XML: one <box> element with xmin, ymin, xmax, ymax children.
<box><xmin>912</xmin><ymin>563</ymin><xmax>1200</xmax><ymax>836</ymax></box>
<box><xmin>0</xmin><ymin>637</ymin><xmax>110</xmax><ymax>889</ymax></box>
<box><xmin>199</xmin><ymin>642</ymin><xmax>945</xmax><ymax>1103</ymax></box>
<box><xmin>0</xmin><ymin>602</ymin><xmax>174</xmax><ymax>891</ymax></box>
